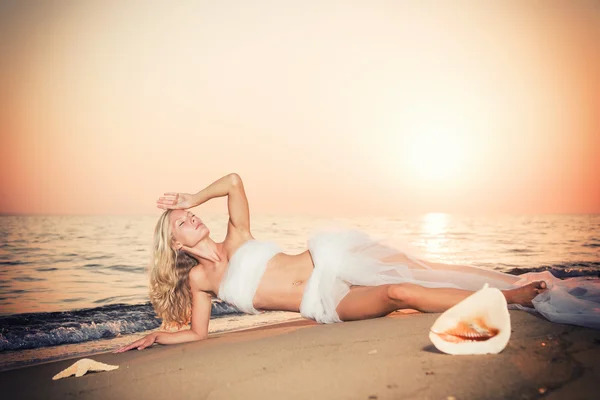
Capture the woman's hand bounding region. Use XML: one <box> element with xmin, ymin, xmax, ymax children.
<box><xmin>157</xmin><ymin>192</ymin><xmax>195</xmax><ymax>210</ymax></box>
<box><xmin>113</xmin><ymin>333</ymin><xmax>157</xmax><ymax>353</ymax></box>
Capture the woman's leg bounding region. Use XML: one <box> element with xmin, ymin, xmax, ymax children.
<box><xmin>388</xmin><ymin>284</ymin><xmax>484</xmax><ymax>313</ymax></box>
<box><xmin>334</xmin><ymin>284</ymin><xmax>406</xmax><ymax>321</ymax></box>
<box><xmin>335</xmin><ymin>283</ymin><xmax>473</xmax><ymax>321</ymax></box>
<box><xmin>335</xmin><ymin>281</ymin><xmax>546</xmax><ymax>322</ymax></box>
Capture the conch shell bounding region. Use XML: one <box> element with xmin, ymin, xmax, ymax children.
<box><xmin>429</xmin><ymin>283</ymin><xmax>511</xmax><ymax>355</ymax></box>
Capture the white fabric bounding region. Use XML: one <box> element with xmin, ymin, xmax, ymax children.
<box><xmin>513</xmin><ymin>271</ymin><xmax>600</xmax><ymax>329</ymax></box>
<box><xmin>299</xmin><ymin>229</ymin><xmax>600</xmax><ymax>329</ymax></box>
<box><xmin>217</xmin><ymin>240</ymin><xmax>282</xmax><ymax>314</ymax></box>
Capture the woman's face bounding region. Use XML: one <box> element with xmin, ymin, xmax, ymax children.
<box><xmin>169</xmin><ymin>210</ymin><xmax>210</xmax><ymax>249</ymax></box>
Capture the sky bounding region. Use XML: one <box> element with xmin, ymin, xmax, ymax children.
<box><xmin>1</xmin><ymin>1</ymin><xmax>599</xmax><ymax>216</ymax></box>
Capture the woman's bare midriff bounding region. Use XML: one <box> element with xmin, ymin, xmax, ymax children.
<box><xmin>251</xmin><ymin>250</ymin><xmax>314</xmax><ymax>312</ymax></box>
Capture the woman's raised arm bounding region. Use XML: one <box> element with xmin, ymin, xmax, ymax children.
<box><xmin>157</xmin><ymin>173</ymin><xmax>250</xmax><ymax>233</ymax></box>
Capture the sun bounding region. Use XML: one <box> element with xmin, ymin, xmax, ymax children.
<box><xmin>405</xmin><ymin>127</ymin><xmax>467</xmax><ymax>182</ymax></box>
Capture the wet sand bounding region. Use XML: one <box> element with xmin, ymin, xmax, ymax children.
<box><xmin>1</xmin><ymin>310</ymin><xmax>599</xmax><ymax>400</ymax></box>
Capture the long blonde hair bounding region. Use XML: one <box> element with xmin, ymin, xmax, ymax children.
<box><xmin>149</xmin><ymin>210</ymin><xmax>198</xmax><ymax>329</ymax></box>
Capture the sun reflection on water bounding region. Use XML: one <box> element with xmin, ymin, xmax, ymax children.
<box><xmin>419</xmin><ymin>212</ymin><xmax>450</xmax><ymax>258</ymax></box>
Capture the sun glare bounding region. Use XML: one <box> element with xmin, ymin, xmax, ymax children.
<box><xmin>406</xmin><ymin>127</ymin><xmax>466</xmax><ymax>182</ymax></box>
<box><xmin>417</xmin><ymin>212</ymin><xmax>450</xmax><ymax>257</ymax></box>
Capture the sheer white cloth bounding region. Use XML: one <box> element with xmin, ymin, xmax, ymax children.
<box><xmin>299</xmin><ymin>229</ymin><xmax>600</xmax><ymax>329</ymax></box>
<box><xmin>216</xmin><ymin>230</ymin><xmax>600</xmax><ymax>329</ymax></box>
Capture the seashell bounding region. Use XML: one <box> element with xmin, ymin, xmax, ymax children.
<box><xmin>429</xmin><ymin>283</ymin><xmax>511</xmax><ymax>355</ymax></box>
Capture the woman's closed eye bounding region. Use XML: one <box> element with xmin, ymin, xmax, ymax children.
<box><xmin>179</xmin><ymin>214</ymin><xmax>194</xmax><ymax>227</ymax></box>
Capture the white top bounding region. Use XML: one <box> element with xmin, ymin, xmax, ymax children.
<box><xmin>217</xmin><ymin>240</ymin><xmax>282</xmax><ymax>314</ymax></box>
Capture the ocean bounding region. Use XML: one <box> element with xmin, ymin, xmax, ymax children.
<box><xmin>1</xmin><ymin>213</ymin><xmax>599</xmax><ymax>371</ymax></box>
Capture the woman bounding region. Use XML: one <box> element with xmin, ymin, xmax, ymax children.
<box><xmin>115</xmin><ymin>173</ymin><xmax>599</xmax><ymax>352</ymax></box>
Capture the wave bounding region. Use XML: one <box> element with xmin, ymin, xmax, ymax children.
<box><xmin>505</xmin><ymin>261</ymin><xmax>600</xmax><ymax>279</ymax></box>
<box><xmin>0</xmin><ymin>301</ymin><xmax>242</xmax><ymax>352</ymax></box>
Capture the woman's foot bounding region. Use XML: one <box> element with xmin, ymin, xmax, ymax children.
<box><xmin>504</xmin><ymin>281</ymin><xmax>547</xmax><ymax>307</ymax></box>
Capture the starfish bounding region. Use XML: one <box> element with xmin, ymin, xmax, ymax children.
<box><xmin>52</xmin><ymin>358</ymin><xmax>119</xmax><ymax>380</ymax></box>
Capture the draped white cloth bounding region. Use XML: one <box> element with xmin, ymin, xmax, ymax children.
<box><xmin>217</xmin><ymin>230</ymin><xmax>600</xmax><ymax>329</ymax></box>
<box><xmin>299</xmin><ymin>229</ymin><xmax>600</xmax><ymax>329</ymax></box>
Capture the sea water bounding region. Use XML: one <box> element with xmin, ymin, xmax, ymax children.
<box><xmin>1</xmin><ymin>213</ymin><xmax>598</xmax><ymax>370</ymax></box>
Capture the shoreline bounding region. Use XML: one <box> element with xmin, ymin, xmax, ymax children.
<box><xmin>2</xmin><ymin>310</ymin><xmax>599</xmax><ymax>399</ymax></box>
<box><xmin>0</xmin><ymin>310</ymin><xmax>305</xmax><ymax>372</ymax></box>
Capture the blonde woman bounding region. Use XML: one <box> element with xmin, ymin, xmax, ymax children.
<box><xmin>115</xmin><ymin>173</ymin><xmax>598</xmax><ymax>352</ymax></box>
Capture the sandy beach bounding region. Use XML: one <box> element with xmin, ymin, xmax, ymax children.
<box><xmin>2</xmin><ymin>310</ymin><xmax>599</xmax><ymax>400</ymax></box>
